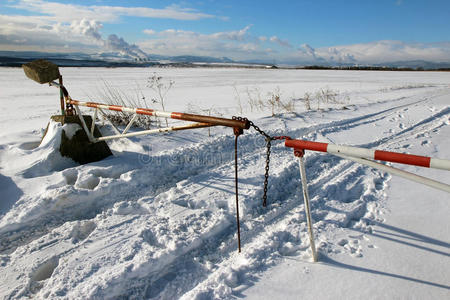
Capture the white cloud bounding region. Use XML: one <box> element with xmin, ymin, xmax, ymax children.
<box><xmin>211</xmin><ymin>25</ymin><xmax>252</xmax><ymax>41</ymax></box>
<box><xmin>0</xmin><ymin>14</ymin><xmax>103</xmax><ymax>51</ymax></box>
<box><xmin>137</xmin><ymin>26</ymin><xmax>272</xmax><ymax>60</ymax></box>
<box><xmin>1</xmin><ymin>0</ymin><xmax>217</xmax><ymax>58</ymax></box>
<box><xmin>317</xmin><ymin>40</ymin><xmax>450</xmax><ymax>64</ymax></box>
<box><xmin>143</xmin><ymin>29</ymin><xmax>156</xmax><ymax>35</ymax></box>
<box><xmin>0</xmin><ymin>13</ymin><xmax>150</xmax><ymax>59</ymax></box>
<box><xmin>284</xmin><ymin>40</ymin><xmax>450</xmax><ymax>65</ymax></box>
<box><xmin>1</xmin><ymin>1</ymin><xmax>449</xmax><ymax>64</ymax></box>
<box><xmin>9</xmin><ymin>0</ymin><xmax>216</xmax><ymax>22</ymax></box>
<box><xmin>137</xmin><ymin>25</ymin><xmax>450</xmax><ymax>63</ymax></box>
<box><xmin>269</xmin><ymin>36</ymin><xmax>292</xmax><ymax>48</ymax></box>
<box><xmin>70</xmin><ymin>19</ymin><xmax>102</xmax><ymax>41</ymax></box>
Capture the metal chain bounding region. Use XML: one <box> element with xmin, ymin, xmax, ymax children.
<box><xmin>248</xmin><ymin>120</ymin><xmax>271</xmax><ymax>207</ymax></box>
<box><xmin>232</xmin><ymin>116</ymin><xmax>291</xmax><ymax>207</ymax></box>
<box><xmin>233</xmin><ymin>116</ymin><xmax>279</xmax><ymax>207</ymax></box>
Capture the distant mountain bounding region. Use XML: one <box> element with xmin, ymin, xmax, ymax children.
<box><xmin>1</xmin><ymin>51</ymin><xmax>449</xmax><ymax>70</ymax></box>
<box><xmin>0</xmin><ymin>51</ymin><xmax>236</xmax><ymax>67</ymax></box>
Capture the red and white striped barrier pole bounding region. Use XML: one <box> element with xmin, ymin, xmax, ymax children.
<box><xmin>285</xmin><ymin>139</ymin><xmax>450</xmax><ymax>171</ymax></box>
<box><xmin>285</xmin><ymin>139</ymin><xmax>450</xmax><ymax>193</ymax></box>
<box><xmin>68</xmin><ymin>99</ymin><xmax>249</xmax><ymax>130</ymax></box>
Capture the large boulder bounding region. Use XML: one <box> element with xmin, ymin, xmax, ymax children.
<box><xmin>22</xmin><ymin>59</ymin><xmax>61</xmax><ymax>84</ymax></box>
<box><xmin>43</xmin><ymin>115</ymin><xmax>112</xmax><ymax>164</ymax></box>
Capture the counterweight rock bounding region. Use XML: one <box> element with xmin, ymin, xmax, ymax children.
<box><xmin>43</xmin><ymin>115</ymin><xmax>113</xmax><ymax>164</ymax></box>
<box><xmin>22</xmin><ymin>59</ymin><xmax>61</xmax><ymax>84</ymax></box>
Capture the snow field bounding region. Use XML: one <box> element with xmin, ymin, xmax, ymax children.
<box><xmin>0</xmin><ymin>68</ymin><xmax>449</xmax><ymax>299</ymax></box>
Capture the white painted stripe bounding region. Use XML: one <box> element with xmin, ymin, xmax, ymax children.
<box><xmin>430</xmin><ymin>158</ymin><xmax>450</xmax><ymax>171</ymax></box>
<box><xmin>121</xmin><ymin>107</ymin><xmax>136</xmax><ymax>114</ymax></box>
<box><xmin>327</xmin><ymin>144</ymin><xmax>375</xmax><ymax>160</ymax></box>
<box><xmin>154</xmin><ymin>111</ymin><xmax>172</xmax><ymax>118</ymax></box>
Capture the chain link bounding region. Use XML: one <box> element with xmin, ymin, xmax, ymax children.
<box><xmin>233</xmin><ymin>116</ymin><xmax>285</xmax><ymax>207</ymax></box>
<box><xmin>247</xmin><ymin>120</ymin><xmax>272</xmax><ymax>207</ymax></box>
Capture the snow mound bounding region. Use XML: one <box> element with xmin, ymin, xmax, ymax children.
<box><xmin>21</xmin><ymin>121</ymin><xmax>77</xmax><ymax>178</ymax></box>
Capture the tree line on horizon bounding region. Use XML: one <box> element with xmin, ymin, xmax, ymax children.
<box><xmin>298</xmin><ymin>65</ymin><xmax>450</xmax><ymax>71</ymax></box>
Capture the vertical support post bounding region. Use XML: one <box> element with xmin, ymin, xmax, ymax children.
<box><xmin>295</xmin><ymin>149</ymin><xmax>318</xmax><ymax>262</ymax></box>
<box><xmin>234</xmin><ymin>127</ymin><xmax>243</xmax><ymax>253</ymax></box>
<box><xmin>90</xmin><ymin>108</ymin><xmax>98</xmax><ymax>137</ymax></box>
<box><xmin>59</xmin><ymin>75</ymin><xmax>65</xmax><ymax>115</ymax></box>
<box><xmin>74</xmin><ymin>105</ymin><xmax>96</xmax><ymax>143</ymax></box>
<box><xmin>122</xmin><ymin>113</ymin><xmax>138</xmax><ymax>135</ymax></box>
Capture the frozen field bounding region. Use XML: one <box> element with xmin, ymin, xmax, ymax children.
<box><xmin>0</xmin><ymin>67</ymin><xmax>449</xmax><ymax>299</ymax></box>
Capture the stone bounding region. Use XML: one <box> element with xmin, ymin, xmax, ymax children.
<box><xmin>43</xmin><ymin>115</ymin><xmax>113</xmax><ymax>164</ymax></box>
<box><xmin>22</xmin><ymin>59</ymin><xmax>61</xmax><ymax>84</ymax></box>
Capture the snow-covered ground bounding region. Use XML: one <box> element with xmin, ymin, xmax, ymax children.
<box><xmin>0</xmin><ymin>67</ymin><xmax>449</xmax><ymax>299</ymax></box>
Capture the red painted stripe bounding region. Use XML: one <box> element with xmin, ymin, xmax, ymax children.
<box><xmin>171</xmin><ymin>112</ymin><xmax>183</xmax><ymax>119</ymax></box>
<box><xmin>109</xmin><ymin>105</ymin><xmax>123</xmax><ymax>112</ymax></box>
<box><xmin>285</xmin><ymin>139</ymin><xmax>328</xmax><ymax>153</ymax></box>
<box><xmin>374</xmin><ymin>150</ymin><xmax>431</xmax><ymax>167</ymax></box>
<box><xmin>86</xmin><ymin>102</ymin><xmax>98</xmax><ymax>108</ymax></box>
<box><xmin>136</xmin><ymin>108</ymin><xmax>154</xmax><ymax>116</ymax></box>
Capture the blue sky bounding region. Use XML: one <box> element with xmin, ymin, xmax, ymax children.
<box><xmin>1</xmin><ymin>0</ymin><xmax>449</xmax><ymax>64</ymax></box>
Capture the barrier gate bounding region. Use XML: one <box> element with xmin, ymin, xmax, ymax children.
<box><xmin>23</xmin><ymin>60</ymin><xmax>450</xmax><ymax>261</ymax></box>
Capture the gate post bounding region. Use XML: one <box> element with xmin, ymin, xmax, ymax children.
<box><xmin>294</xmin><ymin>149</ymin><xmax>318</xmax><ymax>262</ymax></box>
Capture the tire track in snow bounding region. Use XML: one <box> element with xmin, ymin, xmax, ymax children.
<box><xmin>174</xmin><ymin>155</ymin><xmax>387</xmax><ymax>299</ymax></box>
<box><xmin>100</xmin><ymin>137</ymin><xmax>389</xmax><ymax>298</ymax></box>
<box><xmin>279</xmin><ymin>94</ymin><xmax>433</xmax><ymax>142</ymax></box>
<box><xmin>130</xmin><ymin>92</ymin><xmax>449</xmax><ymax>298</ymax></box>
<box><xmin>60</xmin><ymin>93</ymin><xmax>443</xmax><ymax>298</ymax></box>
<box><xmin>3</xmin><ymin>90</ymin><xmax>447</xmax><ymax>298</ymax></box>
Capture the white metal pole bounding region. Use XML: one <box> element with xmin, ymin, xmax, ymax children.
<box><xmin>122</xmin><ymin>113</ymin><xmax>138</xmax><ymax>135</ymax></box>
<box><xmin>74</xmin><ymin>105</ymin><xmax>95</xmax><ymax>143</ymax></box>
<box><xmin>298</xmin><ymin>156</ymin><xmax>318</xmax><ymax>262</ymax></box>
<box><xmin>95</xmin><ymin>122</ymin><xmax>213</xmax><ymax>141</ymax></box>
<box><xmin>90</xmin><ymin>108</ymin><xmax>98</xmax><ymax>137</ymax></box>
<box><xmin>334</xmin><ymin>153</ymin><xmax>450</xmax><ymax>193</ymax></box>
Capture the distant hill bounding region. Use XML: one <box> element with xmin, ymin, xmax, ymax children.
<box><xmin>1</xmin><ymin>51</ymin><xmax>449</xmax><ymax>70</ymax></box>
<box><xmin>0</xmin><ymin>51</ymin><xmax>236</xmax><ymax>67</ymax></box>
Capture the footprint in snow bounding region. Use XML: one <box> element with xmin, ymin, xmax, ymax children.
<box><xmin>28</xmin><ymin>256</ymin><xmax>60</xmax><ymax>294</ymax></box>
<box><xmin>62</xmin><ymin>168</ymin><xmax>78</xmax><ymax>185</ymax></box>
<box><xmin>75</xmin><ymin>174</ymin><xmax>100</xmax><ymax>190</ymax></box>
<box><xmin>70</xmin><ymin>220</ymin><xmax>96</xmax><ymax>243</ymax></box>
